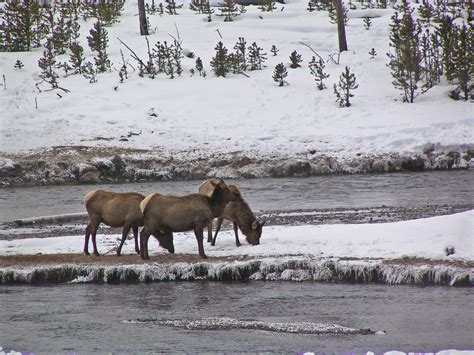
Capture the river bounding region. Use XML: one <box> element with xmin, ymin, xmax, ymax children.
<box><xmin>0</xmin><ymin>170</ymin><xmax>473</xmax><ymax>223</ymax></box>
<box><xmin>0</xmin><ymin>282</ymin><xmax>473</xmax><ymax>353</ymax></box>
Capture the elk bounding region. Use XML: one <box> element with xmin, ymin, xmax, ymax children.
<box><xmin>83</xmin><ymin>190</ymin><xmax>144</xmax><ymax>256</ymax></box>
<box><xmin>200</xmin><ymin>183</ymin><xmax>265</xmax><ymax>247</ymax></box>
<box><xmin>139</xmin><ymin>179</ymin><xmax>234</xmax><ymax>259</ymax></box>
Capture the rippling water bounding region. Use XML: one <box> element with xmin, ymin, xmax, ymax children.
<box><xmin>1</xmin><ymin>282</ymin><xmax>472</xmax><ymax>353</ymax></box>
<box><xmin>0</xmin><ymin>170</ymin><xmax>473</xmax><ymax>222</ymax></box>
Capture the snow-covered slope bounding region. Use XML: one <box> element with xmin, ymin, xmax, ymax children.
<box><xmin>0</xmin><ymin>0</ymin><xmax>472</xmax><ymax>162</ymax></box>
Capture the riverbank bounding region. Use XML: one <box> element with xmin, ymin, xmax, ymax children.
<box><xmin>0</xmin><ymin>146</ymin><xmax>473</xmax><ymax>187</ymax></box>
<box><xmin>1</xmin><ymin>211</ymin><xmax>472</xmax><ymax>286</ymax></box>
<box><xmin>0</xmin><ymin>254</ymin><xmax>472</xmax><ymax>286</ymax></box>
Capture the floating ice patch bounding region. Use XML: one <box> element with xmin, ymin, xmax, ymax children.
<box><xmin>125</xmin><ymin>317</ymin><xmax>373</xmax><ymax>335</ymax></box>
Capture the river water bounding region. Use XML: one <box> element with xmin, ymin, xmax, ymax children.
<box><xmin>0</xmin><ymin>282</ymin><xmax>473</xmax><ymax>353</ymax></box>
<box><xmin>1</xmin><ymin>171</ymin><xmax>473</xmax><ymax>353</ymax></box>
<box><xmin>0</xmin><ymin>170</ymin><xmax>473</xmax><ymax>223</ymax></box>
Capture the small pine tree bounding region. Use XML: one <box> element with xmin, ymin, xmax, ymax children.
<box><xmin>387</xmin><ymin>0</ymin><xmax>422</xmax><ymax>103</ymax></box>
<box><xmin>307</xmin><ymin>0</ymin><xmax>317</xmax><ymax>12</ymax></box>
<box><xmin>308</xmin><ymin>56</ymin><xmax>329</xmax><ymax>90</ymax></box>
<box><xmin>38</xmin><ymin>38</ymin><xmax>59</xmax><ymax>89</ymax></box>
<box><xmin>289</xmin><ymin>50</ymin><xmax>302</xmax><ymax>68</ymax></box>
<box><xmin>87</xmin><ymin>21</ymin><xmax>111</xmax><ymax>73</ymax></box>
<box><xmin>69</xmin><ymin>41</ymin><xmax>85</xmax><ymax>74</ymax></box>
<box><xmin>259</xmin><ymin>0</ymin><xmax>276</xmax><ymax>12</ymax></box>
<box><xmin>270</xmin><ymin>45</ymin><xmax>279</xmax><ymax>56</ymax></box>
<box><xmin>273</xmin><ymin>63</ymin><xmax>288</xmax><ymax>86</ymax></box>
<box><xmin>333</xmin><ymin>66</ymin><xmax>358</xmax><ymax>107</ymax></box>
<box><xmin>363</xmin><ymin>16</ymin><xmax>372</xmax><ymax>30</ymax></box>
<box><xmin>195</xmin><ymin>57</ymin><xmax>204</xmax><ymax>76</ymax></box>
<box><xmin>247</xmin><ymin>42</ymin><xmax>267</xmax><ymax>70</ymax></box>
<box><xmin>165</xmin><ymin>0</ymin><xmax>183</xmax><ymax>15</ymax></box>
<box><xmin>368</xmin><ymin>47</ymin><xmax>377</xmax><ymax>59</ymax></box>
<box><xmin>82</xmin><ymin>0</ymin><xmax>125</xmax><ymax>26</ymax></box>
<box><xmin>210</xmin><ymin>41</ymin><xmax>230</xmax><ymax>77</ymax></box>
<box><xmin>14</xmin><ymin>60</ymin><xmax>24</xmax><ymax>69</ymax></box>
<box><xmin>217</xmin><ymin>0</ymin><xmax>240</xmax><ymax>21</ymax></box>
<box><xmin>233</xmin><ymin>37</ymin><xmax>247</xmax><ymax>70</ymax></box>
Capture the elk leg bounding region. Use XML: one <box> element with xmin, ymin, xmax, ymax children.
<box><xmin>211</xmin><ymin>217</ymin><xmax>224</xmax><ymax>246</ymax></box>
<box><xmin>132</xmin><ymin>226</ymin><xmax>140</xmax><ymax>255</ymax></box>
<box><xmin>194</xmin><ymin>226</ymin><xmax>208</xmax><ymax>259</ymax></box>
<box><xmin>207</xmin><ymin>220</ymin><xmax>213</xmax><ymax>243</ymax></box>
<box><xmin>89</xmin><ymin>220</ymin><xmax>100</xmax><ymax>256</ymax></box>
<box><xmin>233</xmin><ymin>221</ymin><xmax>242</xmax><ymax>247</ymax></box>
<box><xmin>140</xmin><ymin>227</ymin><xmax>151</xmax><ymax>260</ymax></box>
<box><xmin>117</xmin><ymin>224</ymin><xmax>132</xmax><ymax>256</ymax></box>
<box><xmin>84</xmin><ymin>223</ymin><xmax>92</xmax><ymax>255</ymax></box>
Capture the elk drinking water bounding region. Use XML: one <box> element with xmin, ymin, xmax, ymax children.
<box><xmin>83</xmin><ymin>190</ymin><xmax>145</xmax><ymax>256</ymax></box>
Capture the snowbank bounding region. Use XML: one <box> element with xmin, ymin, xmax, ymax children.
<box><xmin>1</xmin><ymin>211</ymin><xmax>472</xmax><ymax>285</ymax></box>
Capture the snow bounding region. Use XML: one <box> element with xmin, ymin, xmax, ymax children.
<box><xmin>0</xmin><ymin>0</ymin><xmax>472</xmax><ymax>161</ymax></box>
<box><xmin>1</xmin><ymin>210</ymin><xmax>472</xmax><ymax>262</ymax></box>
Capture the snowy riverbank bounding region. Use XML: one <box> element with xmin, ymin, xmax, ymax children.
<box><xmin>1</xmin><ymin>210</ymin><xmax>472</xmax><ymax>285</ymax></box>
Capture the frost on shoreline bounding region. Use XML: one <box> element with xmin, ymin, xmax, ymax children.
<box><xmin>0</xmin><ymin>148</ymin><xmax>472</xmax><ymax>187</ymax></box>
<box><xmin>1</xmin><ymin>258</ymin><xmax>472</xmax><ymax>286</ymax></box>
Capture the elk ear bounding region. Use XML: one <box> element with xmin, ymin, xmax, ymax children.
<box><xmin>199</xmin><ymin>179</ymin><xmax>219</xmax><ymax>198</ymax></box>
<box><xmin>252</xmin><ymin>220</ymin><xmax>258</xmax><ymax>230</ymax></box>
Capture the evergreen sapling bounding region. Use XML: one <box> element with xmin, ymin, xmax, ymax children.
<box><xmin>273</xmin><ymin>63</ymin><xmax>288</xmax><ymax>86</ymax></box>
<box><xmin>333</xmin><ymin>66</ymin><xmax>358</xmax><ymax>107</ymax></box>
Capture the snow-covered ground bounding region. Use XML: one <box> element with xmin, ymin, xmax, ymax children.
<box><xmin>0</xmin><ymin>0</ymin><xmax>472</xmax><ymax>161</ymax></box>
<box><xmin>2</xmin><ymin>210</ymin><xmax>472</xmax><ymax>261</ymax></box>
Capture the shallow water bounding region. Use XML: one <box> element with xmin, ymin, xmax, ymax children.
<box><xmin>0</xmin><ymin>282</ymin><xmax>473</xmax><ymax>353</ymax></box>
<box><xmin>0</xmin><ymin>170</ymin><xmax>473</xmax><ymax>222</ymax></box>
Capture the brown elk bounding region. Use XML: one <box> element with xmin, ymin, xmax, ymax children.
<box><xmin>200</xmin><ymin>183</ymin><xmax>265</xmax><ymax>247</ymax></box>
<box><xmin>139</xmin><ymin>179</ymin><xmax>235</xmax><ymax>259</ymax></box>
<box><xmin>83</xmin><ymin>190</ymin><xmax>144</xmax><ymax>256</ymax></box>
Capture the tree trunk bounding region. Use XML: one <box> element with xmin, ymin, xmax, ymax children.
<box><xmin>138</xmin><ymin>0</ymin><xmax>149</xmax><ymax>36</ymax></box>
<box><xmin>334</xmin><ymin>0</ymin><xmax>348</xmax><ymax>52</ymax></box>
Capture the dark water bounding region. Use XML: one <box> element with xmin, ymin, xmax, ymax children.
<box><xmin>0</xmin><ymin>282</ymin><xmax>473</xmax><ymax>353</ymax></box>
<box><xmin>0</xmin><ymin>170</ymin><xmax>473</xmax><ymax>223</ymax></box>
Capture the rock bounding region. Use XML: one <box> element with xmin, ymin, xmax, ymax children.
<box><xmin>79</xmin><ymin>170</ymin><xmax>101</xmax><ymax>183</ymax></box>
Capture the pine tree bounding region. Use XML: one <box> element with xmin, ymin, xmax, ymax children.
<box><xmin>387</xmin><ymin>0</ymin><xmax>422</xmax><ymax>103</ymax></box>
<box><xmin>87</xmin><ymin>21</ymin><xmax>111</xmax><ymax>73</ymax></box>
<box><xmin>210</xmin><ymin>41</ymin><xmax>230</xmax><ymax>77</ymax></box>
<box><xmin>328</xmin><ymin>0</ymin><xmax>348</xmax><ymax>25</ymax></box>
<box><xmin>436</xmin><ymin>14</ymin><xmax>457</xmax><ymax>83</ymax></box>
<box><xmin>1</xmin><ymin>0</ymin><xmax>42</xmax><ymax>52</ymax></box>
<box><xmin>308</xmin><ymin>56</ymin><xmax>329</xmax><ymax>90</ymax></box>
<box><xmin>450</xmin><ymin>24</ymin><xmax>473</xmax><ymax>101</ymax></box>
<box><xmin>247</xmin><ymin>42</ymin><xmax>267</xmax><ymax>70</ymax></box>
<box><xmin>233</xmin><ymin>37</ymin><xmax>247</xmax><ymax>71</ymax></box>
<box><xmin>307</xmin><ymin>0</ymin><xmax>317</xmax><ymax>12</ymax></box>
<box><xmin>368</xmin><ymin>47</ymin><xmax>377</xmax><ymax>59</ymax></box>
<box><xmin>270</xmin><ymin>45</ymin><xmax>279</xmax><ymax>56</ymax></box>
<box><xmin>259</xmin><ymin>0</ymin><xmax>276</xmax><ymax>12</ymax></box>
<box><xmin>273</xmin><ymin>63</ymin><xmax>288</xmax><ymax>86</ymax></box>
<box><xmin>363</xmin><ymin>16</ymin><xmax>372</xmax><ymax>30</ymax></box>
<box><xmin>38</xmin><ymin>38</ymin><xmax>59</xmax><ymax>89</ymax></box>
<box><xmin>165</xmin><ymin>0</ymin><xmax>182</xmax><ymax>15</ymax></box>
<box><xmin>217</xmin><ymin>0</ymin><xmax>240</xmax><ymax>22</ymax></box>
<box><xmin>333</xmin><ymin>66</ymin><xmax>358</xmax><ymax>107</ymax></box>
<box><xmin>82</xmin><ymin>0</ymin><xmax>125</xmax><ymax>26</ymax></box>
<box><xmin>289</xmin><ymin>50</ymin><xmax>302</xmax><ymax>68</ymax></box>
<box><xmin>69</xmin><ymin>41</ymin><xmax>85</xmax><ymax>74</ymax></box>
<box><xmin>195</xmin><ymin>57</ymin><xmax>204</xmax><ymax>76</ymax></box>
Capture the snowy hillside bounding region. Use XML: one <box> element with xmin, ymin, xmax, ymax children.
<box><xmin>0</xmin><ymin>0</ymin><xmax>472</xmax><ymax>185</ymax></box>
